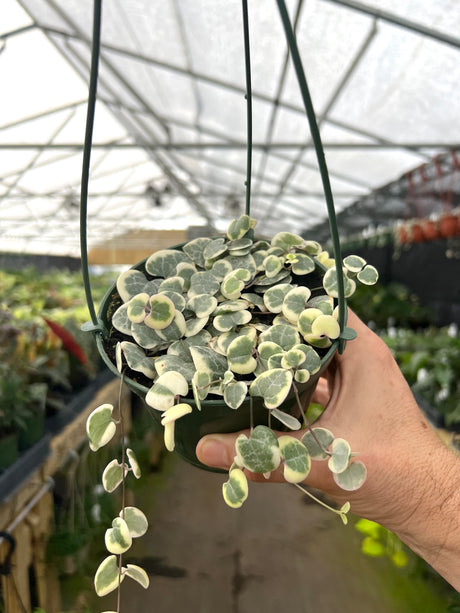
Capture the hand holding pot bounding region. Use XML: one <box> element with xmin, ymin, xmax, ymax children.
<box><xmin>196</xmin><ymin>310</ymin><xmax>460</xmax><ymax>590</ymax></box>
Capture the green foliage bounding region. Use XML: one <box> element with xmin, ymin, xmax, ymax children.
<box><xmin>382</xmin><ymin>326</ymin><xmax>460</xmax><ymax>426</ymax></box>
<box><xmin>0</xmin><ymin>266</ymin><xmax>113</xmax><ymax>432</ymax></box>
<box><xmin>348</xmin><ymin>281</ymin><xmax>432</xmax><ymax>330</ymax></box>
<box><xmin>355</xmin><ymin>519</ymin><xmax>410</xmax><ymax>568</ymax></box>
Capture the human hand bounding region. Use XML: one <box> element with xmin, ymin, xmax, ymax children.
<box><xmin>196</xmin><ymin>310</ymin><xmax>460</xmax><ymax>589</ymax></box>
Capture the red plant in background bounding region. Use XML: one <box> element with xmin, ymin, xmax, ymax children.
<box><xmin>43</xmin><ymin>318</ymin><xmax>88</xmax><ymax>366</ymax></box>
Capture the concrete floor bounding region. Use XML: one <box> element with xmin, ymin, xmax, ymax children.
<box><xmin>84</xmin><ymin>449</ymin><xmax>449</xmax><ymax>613</ymax></box>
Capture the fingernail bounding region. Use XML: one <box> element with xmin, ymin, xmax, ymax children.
<box><xmin>198</xmin><ymin>436</ymin><xmax>230</xmax><ymax>467</ymax></box>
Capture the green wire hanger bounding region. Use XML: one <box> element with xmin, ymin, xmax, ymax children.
<box><xmin>80</xmin><ymin>0</ymin><xmax>348</xmax><ymax>348</ymax></box>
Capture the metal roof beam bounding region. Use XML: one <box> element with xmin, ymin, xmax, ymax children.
<box><xmin>323</xmin><ymin>0</ymin><xmax>460</xmax><ymax>49</ymax></box>
<box><xmin>40</xmin><ymin>21</ymin><xmax>432</xmax><ymax>158</ymax></box>
<box><xmin>0</xmin><ymin>142</ymin><xmax>455</xmax><ymax>150</ymax></box>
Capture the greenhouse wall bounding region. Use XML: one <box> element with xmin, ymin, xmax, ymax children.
<box><xmin>350</xmin><ymin>239</ymin><xmax>460</xmax><ymax>326</ymax></box>
<box><xmin>0</xmin><ymin>252</ymin><xmax>81</xmax><ymax>273</ymax></box>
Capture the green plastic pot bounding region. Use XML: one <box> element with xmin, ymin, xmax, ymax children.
<box><xmin>0</xmin><ymin>431</ymin><xmax>19</xmax><ymax>472</ymax></box>
<box><xmin>18</xmin><ymin>410</ymin><xmax>45</xmax><ymax>452</ymax></box>
<box><xmin>94</xmin><ymin>253</ymin><xmax>341</xmax><ymax>473</ymax></box>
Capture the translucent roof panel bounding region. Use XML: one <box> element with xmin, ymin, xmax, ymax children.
<box><xmin>0</xmin><ymin>0</ymin><xmax>459</xmax><ymax>255</ymax></box>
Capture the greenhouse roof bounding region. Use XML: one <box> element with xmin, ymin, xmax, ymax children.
<box><xmin>1</xmin><ymin>0</ymin><xmax>459</xmax><ymax>256</ymax></box>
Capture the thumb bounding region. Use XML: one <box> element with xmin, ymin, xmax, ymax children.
<box><xmin>196</xmin><ymin>433</ymin><xmax>242</xmax><ymax>469</ymax></box>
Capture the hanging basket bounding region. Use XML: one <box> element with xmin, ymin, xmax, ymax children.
<box><xmin>79</xmin><ymin>1</ymin><xmax>371</xmax><ymax>473</ymax></box>
<box><xmin>94</xmin><ymin>244</ymin><xmax>342</xmax><ymax>471</ymax></box>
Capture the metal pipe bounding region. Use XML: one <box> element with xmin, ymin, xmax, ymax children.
<box><xmin>0</xmin><ymin>478</ymin><xmax>55</xmax><ymax>547</ymax></box>
<box><xmin>323</xmin><ymin>0</ymin><xmax>460</xmax><ymax>50</ymax></box>
<box><xmin>0</xmin><ymin>142</ymin><xmax>456</xmax><ymax>150</ymax></box>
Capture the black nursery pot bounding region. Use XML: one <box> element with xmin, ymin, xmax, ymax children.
<box><xmin>95</xmin><ymin>254</ymin><xmax>340</xmax><ymax>473</ymax></box>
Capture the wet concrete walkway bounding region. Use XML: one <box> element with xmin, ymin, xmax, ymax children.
<box><xmin>92</xmin><ymin>453</ymin><xmax>445</xmax><ymax>613</ymax></box>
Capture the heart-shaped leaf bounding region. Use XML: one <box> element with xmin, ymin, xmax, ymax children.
<box><xmin>102</xmin><ymin>459</ymin><xmax>128</xmax><ymax>493</ymax></box>
<box><xmin>126</xmin><ymin>448</ymin><xmax>141</xmax><ymax>479</ymax></box>
<box><xmin>259</xmin><ymin>324</ymin><xmax>300</xmax><ymax>351</ymax></box>
<box><xmin>257</xmin><ymin>341</ymin><xmax>284</xmax><ymax>371</ymax></box>
<box><xmin>120</xmin><ymin>506</ymin><xmax>148</xmax><ymax>538</ymax></box>
<box><xmin>271</xmin><ymin>231</ymin><xmax>304</xmax><ymax>251</ymax></box>
<box><xmin>343</xmin><ymin>254</ymin><xmax>366</xmax><ymax>273</ymax></box>
<box><xmin>282</xmin><ymin>287</ymin><xmax>311</xmax><ymax>323</ymax></box>
<box><xmin>235</xmin><ymin>426</ymin><xmax>281</xmax><ymax>473</ymax></box>
<box><xmin>278</xmin><ymin>436</ymin><xmax>311</xmax><ymax>483</ymax></box>
<box><xmin>184</xmin><ymin>316</ymin><xmax>208</xmax><ymax>337</ymax></box>
<box><xmin>105</xmin><ymin>517</ymin><xmax>132</xmax><ymax>554</ymax></box>
<box><xmin>281</xmin><ymin>348</ymin><xmax>306</xmax><ymax>369</ymax></box>
<box><xmin>159</xmin><ymin>290</ymin><xmax>186</xmax><ymax>312</ymax></box>
<box><xmin>176</xmin><ymin>262</ymin><xmax>197</xmax><ymax>290</ymax></box>
<box><xmin>94</xmin><ymin>555</ymin><xmax>124</xmax><ymax>597</ymax></box>
<box><xmin>155</xmin><ymin>355</ymin><xmax>194</xmax><ymax>382</ymax></box>
<box><xmin>263</xmin><ymin>283</ymin><xmax>293</xmax><ymax>313</ymax></box>
<box><xmin>307</xmin><ymin>294</ymin><xmax>334</xmax><ymax>315</ymax></box>
<box><xmin>328</xmin><ymin>438</ymin><xmax>352</xmax><ymax>474</ymax></box>
<box><xmin>227</xmin><ymin>237</ymin><xmax>253</xmax><ymax>252</ymax></box>
<box><xmin>290</xmin><ymin>253</ymin><xmax>315</xmax><ymax>275</ymax></box>
<box><xmin>263</xmin><ymin>254</ymin><xmax>284</xmax><ymax>278</ymax></box>
<box><xmin>227</xmin><ymin>335</ymin><xmax>257</xmax><ymax>375</ymax></box>
<box><xmin>204</xmin><ymin>237</ymin><xmax>228</xmax><ymax>260</ymax></box>
<box><xmin>124</xmin><ymin>564</ymin><xmax>150</xmax><ymax>589</ymax></box>
<box><xmin>297</xmin><ymin>308</ymin><xmax>323</xmax><ymax>337</ymax></box>
<box><xmin>131</xmin><ymin>322</ymin><xmax>165</xmax><ymax>350</ymax></box>
<box><xmin>300</xmin><ymin>240</ymin><xmax>322</xmax><ymax>255</ymax></box>
<box><xmin>357</xmin><ymin>264</ymin><xmax>379</xmax><ymax>285</ymax></box>
<box><xmin>158</xmin><ymin>276</ymin><xmax>184</xmax><ymax>294</ymax></box>
<box><xmin>161</xmin><ymin>403</ymin><xmax>193</xmax><ymax>425</ymax></box>
<box><xmin>126</xmin><ymin>293</ymin><xmax>149</xmax><ymax>323</ymax></box>
<box><xmin>182</xmin><ymin>237</ymin><xmax>212</xmax><ymax>268</ymax></box>
<box><xmin>220</xmin><ymin>273</ymin><xmax>246</xmax><ymax>300</ymax></box>
<box><xmin>294</xmin><ymin>369</ymin><xmax>310</xmax><ymax>383</ymax></box>
<box><xmin>249</xmin><ymin>368</ymin><xmax>293</xmax><ymax>409</ymax></box>
<box><xmin>227</xmin><ymin>214</ymin><xmax>253</xmax><ymax>240</ymax></box>
<box><xmin>223</xmin><ymin>381</ymin><xmax>247</xmax><ymax>409</ymax></box>
<box><xmin>120</xmin><ymin>341</ymin><xmax>156</xmax><ymax>378</ymax></box>
<box><xmin>143</xmin><ymin>294</ymin><xmax>175</xmax><ymax>330</ymax></box>
<box><xmin>271</xmin><ymin>408</ymin><xmax>301</xmax><ymax>431</ymax></box>
<box><xmin>214</xmin><ymin>310</ymin><xmax>252</xmax><ymax>332</ymax></box>
<box><xmin>192</xmin><ymin>371</ymin><xmax>212</xmax><ymax>408</ymax></box>
<box><xmin>301</xmin><ymin>427</ymin><xmax>334</xmax><ymax>460</ymax></box>
<box><xmin>333</xmin><ymin>460</ymin><xmax>367</xmax><ymax>490</ymax></box>
<box><xmin>187</xmin><ymin>294</ymin><xmax>218</xmax><ymax>318</ymax></box>
<box><xmin>112</xmin><ymin>303</ymin><xmax>133</xmax><ymax>335</ymax></box>
<box><xmin>146</xmin><ymin>248</ymin><xmax>192</xmax><ymax>278</ymax></box>
<box><xmin>190</xmin><ymin>346</ymin><xmax>228</xmax><ymax>378</ymax></box>
<box><xmin>116</xmin><ymin>269</ymin><xmax>149</xmax><ymax>302</ymax></box>
<box><xmin>86</xmin><ymin>404</ymin><xmax>116</xmax><ymax>452</ymax></box>
<box><xmin>323</xmin><ymin>267</ymin><xmax>356</xmax><ymax>298</ymax></box>
<box><xmin>145</xmin><ymin>371</ymin><xmax>189</xmax><ymax>411</ymax></box>
<box><xmin>311</xmin><ymin>314</ymin><xmax>340</xmax><ymax>340</ymax></box>
<box><xmin>211</xmin><ymin>259</ymin><xmax>233</xmax><ymax>280</ymax></box>
<box><xmin>222</xmin><ymin>468</ymin><xmax>249</xmax><ymax>508</ymax></box>
<box><xmin>188</xmin><ymin>270</ymin><xmax>220</xmax><ymax>297</ymax></box>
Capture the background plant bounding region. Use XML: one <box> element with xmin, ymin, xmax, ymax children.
<box><xmin>381</xmin><ymin>326</ymin><xmax>460</xmax><ymax>427</ymax></box>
